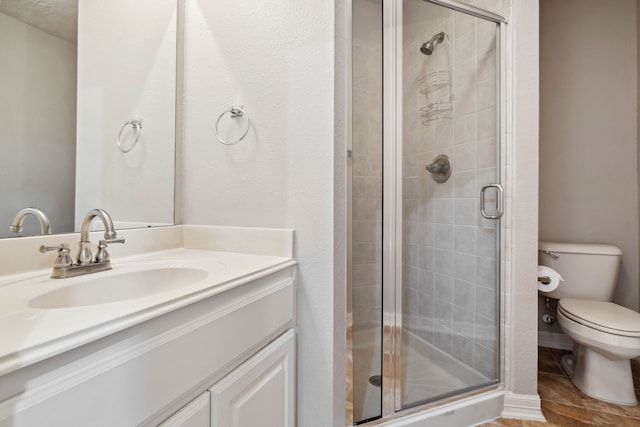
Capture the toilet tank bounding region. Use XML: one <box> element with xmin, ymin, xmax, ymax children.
<box><xmin>538</xmin><ymin>241</ymin><xmax>622</xmax><ymax>301</ymax></box>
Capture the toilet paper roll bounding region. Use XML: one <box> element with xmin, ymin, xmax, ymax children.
<box><xmin>538</xmin><ymin>266</ymin><xmax>563</xmax><ymax>293</ymax></box>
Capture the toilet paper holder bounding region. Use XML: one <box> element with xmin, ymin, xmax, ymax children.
<box><xmin>539</xmin><ymin>276</ymin><xmax>551</xmax><ymax>285</ymax></box>
<box><xmin>537</xmin><ymin>265</ymin><xmax>563</xmax><ymax>292</ymax></box>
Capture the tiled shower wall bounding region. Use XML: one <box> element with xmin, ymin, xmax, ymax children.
<box><xmin>402</xmin><ymin>0</ymin><xmax>508</xmax><ymax>379</ymax></box>
<box><xmin>352</xmin><ymin>0</ymin><xmax>383</xmax><ymax>332</ymax></box>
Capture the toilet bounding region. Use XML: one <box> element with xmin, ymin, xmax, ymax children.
<box><xmin>538</xmin><ymin>241</ymin><xmax>640</xmax><ymax>405</ymax></box>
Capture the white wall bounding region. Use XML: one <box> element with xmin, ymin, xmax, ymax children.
<box><xmin>539</xmin><ymin>0</ymin><xmax>639</xmax><ymax>310</ymax></box>
<box><xmin>0</xmin><ymin>13</ymin><xmax>76</xmax><ymax>237</ymax></box>
<box><xmin>180</xmin><ymin>1</ymin><xmax>337</xmax><ymax>426</ymax></box>
<box><xmin>506</xmin><ymin>0</ymin><xmax>540</xmax><ymax>405</ymax></box>
<box><xmin>76</xmin><ymin>0</ymin><xmax>176</xmax><ymax>230</ymax></box>
<box><xmin>181</xmin><ymin>0</ymin><xmax>542</xmax><ymax>423</ymax></box>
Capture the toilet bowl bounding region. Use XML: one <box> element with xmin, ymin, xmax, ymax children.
<box><xmin>538</xmin><ymin>241</ymin><xmax>640</xmax><ymax>405</ymax></box>
<box><xmin>557</xmin><ymin>298</ymin><xmax>640</xmax><ymax>405</ymax></box>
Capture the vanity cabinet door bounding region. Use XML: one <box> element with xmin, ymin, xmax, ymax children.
<box><xmin>209</xmin><ymin>330</ymin><xmax>295</xmax><ymax>427</ymax></box>
<box><xmin>158</xmin><ymin>392</ymin><xmax>210</xmax><ymax>427</ymax></box>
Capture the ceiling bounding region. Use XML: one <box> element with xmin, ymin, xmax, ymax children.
<box><xmin>0</xmin><ymin>0</ymin><xmax>77</xmax><ymax>44</ymax></box>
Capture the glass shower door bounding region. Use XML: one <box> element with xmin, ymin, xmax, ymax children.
<box><xmin>395</xmin><ymin>0</ymin><xmax>503</xmax><ymax>410</ymax></box>
<box><xmin>349</xmin><ymin>0</ymin><xmax>506</xmax><ymax>422</ymax></box>
<box><xmin>350</xmin><ymin>0</ymin><xmax>384</xmax><ymax>423</ymax></box>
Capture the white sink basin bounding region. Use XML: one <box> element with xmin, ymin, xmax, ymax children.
<box><xmin>29</xmin><ymin>267</ymin><xmax>210</xmax><ymax>309</ymax></box>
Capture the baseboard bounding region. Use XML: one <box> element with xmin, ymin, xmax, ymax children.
<box><xmin>538</xmin><ymin>331</ymin><xmax>573</xmax><ymax>350</ymax></box>
<box><xmin>377</xmin><ymin>389</ymin><xmax>505</xmax><ymax>427</ymax></box>
<box><xmin>501</xmin><ymin>392</ymin><xmax>545</xmax><ymax>421</ymax></box>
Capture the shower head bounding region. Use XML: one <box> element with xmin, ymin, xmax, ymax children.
<box><xmin>420</xmin><ymin>32</ymin><xmax>446</xmax><ymax>55</ymax></box>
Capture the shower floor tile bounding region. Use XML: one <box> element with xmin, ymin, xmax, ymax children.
<box><xmin>477</xmin><ymin>346</ymin><xmax>640</xmax><ymax>427</ymax></box>
<box><xmin>349</xmin><ymin>328</ymin><xmax>491</xmax><ymax>423</ymax></box>
<box><xmin>401</xmin><ymin>330</ymin><xmax>489</xmax><ymax>407</ymax></box>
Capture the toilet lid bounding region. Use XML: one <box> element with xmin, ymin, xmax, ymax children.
<box><xmin>558</xmin><ymin>299</ymin><xmax>640</xmax><ymax>337</ymax></box>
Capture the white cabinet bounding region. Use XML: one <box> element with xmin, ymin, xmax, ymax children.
<box><xmin>0</xmin><ymin>268</ymin><xmax>295</xmax><ymax>427</ymax></box>
<box><xmin>159</xmin><ymin>392</ymin><xmax>210</xmax><ymax>427</ymax></box>
<box><xmin>210</xmin><ymin>330</ymin><xmax>295</xmax><ymax>427</ymax></box>
<box><xmin>157</xmin><ymin>329</ymin><xmax>295</xmax><ymax>427</ymax></box>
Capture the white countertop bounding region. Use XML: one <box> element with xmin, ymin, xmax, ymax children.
<box><xmin>0</xmin><ymin>225</ymin><xmax>296</xmax><ymax>377</ymax></box>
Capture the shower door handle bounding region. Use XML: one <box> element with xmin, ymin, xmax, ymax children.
<box><xmin>480</xmin><ymin>184</ymin><xmax>504</xmax><ymax>219</ymax></box>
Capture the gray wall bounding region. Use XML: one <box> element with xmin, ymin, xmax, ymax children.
<box><xmin>638</xmin><ymin>1</ymin><xmax>640</xmax><ymax>302</ymax></box>
<box><xmin>0</xmin><ymin>13</ymin><xmax>76</xmax><ymax>237</ymax></box>
<box><xmin>539</xmin><ymin>0</ymin><xmax>639</xmax><ymax>311</ymax></box>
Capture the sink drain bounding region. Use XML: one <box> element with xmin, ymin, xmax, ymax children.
<box><xmin>368</xmin><ymin>375</ymin><xmax>382</xmax><ymax>387</ymax></box>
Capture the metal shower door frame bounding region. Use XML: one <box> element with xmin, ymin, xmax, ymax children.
<box><xmin>381</xmin><ymin>0</ymin><xmax>507</xmax><ymax>417</ymax></box>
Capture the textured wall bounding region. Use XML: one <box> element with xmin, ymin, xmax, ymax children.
<box><xmin>180</xmin><ymin>1</ymin><xmax>336</xmax><ymax>425</ymax></box>
<box><xmin>506</xmin><ymin>0</ymin><xmax>540</xmax><ymax>403</ymax></box>
<box><xmin>0</xmin><ymin>13</ymin><xmax>76</xmax><ymax>237</ymax></box>
<box><xmin>0</xmin><ymin>0</ymin><xmax>78</xmax><ymax>43</ymax></box>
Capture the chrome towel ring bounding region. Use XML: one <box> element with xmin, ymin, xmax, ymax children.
<box><xmin>117</xmin><ymin>119</ymin><xmax>143</xmax><ymax>153</ymax></box>
<box><xmin>215</xmin><ymin>106</ymin><xmax>250</xmax><ymax>145</ymax></box>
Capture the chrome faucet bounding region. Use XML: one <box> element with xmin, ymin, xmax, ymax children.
<box><xmin>77</xmin><ymin>208</ymin><xmax>122</xmax><ymax>265</ymax></box>
<box><xmin>40</xmin><ymin>209</ymin><xmax>125</xmax><ymax>278</ymax></box>
<box><xmin>10</xmin><ymin>207</ymin><xmax>52</xmax><ymax>235</ymax></box>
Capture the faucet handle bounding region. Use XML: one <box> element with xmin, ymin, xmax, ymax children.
<box><xmin>40</xmin><ymin>243</ymin><xmax>73</xmax><ymax>268</ymax></box>
<box><xmin>104</xmin><ymin>237</ymin><xmax>125</xmax><ymax>244</ymax></box>
<box><xmin>94</xmin><ymin>238</ymin><xmax>125</xmax><ymax>263</ymax></box>
<box><xmin>40</xmin><ymin>243</ymin><xmax>69</xmax><ymax>253</ymax></box>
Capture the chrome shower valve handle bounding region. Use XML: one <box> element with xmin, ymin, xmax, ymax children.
<box><xmin>425</xmin><ymin>154</ymin><xmax>452</xmax><ymax>183</ymax></box>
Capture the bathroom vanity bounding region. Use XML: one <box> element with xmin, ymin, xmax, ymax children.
<box><xmin>0</xmin><ymin>225</ymin><xmax>296</xmax><ymax>426</ymax></box>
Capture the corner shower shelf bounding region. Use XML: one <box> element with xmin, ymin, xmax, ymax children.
<box><xmin>420</xmin><ymin>101</ymin><xmax>453</xmax><ymax>125</ymax></box>
<box><xmin>419</xmin><ymin>71</ymin><xmax>451</xmax><ymax>94</ymax></box>
<box><xmin>419</xmin><ymin>69</ymin><xmax>453</xmax><ymax>125</ymax></box>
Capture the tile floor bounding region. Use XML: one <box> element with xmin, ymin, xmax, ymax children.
<box><xmin>479</xmin><ymin>347</ymin><xmax>640</xmax><ymax>426</ymax></box>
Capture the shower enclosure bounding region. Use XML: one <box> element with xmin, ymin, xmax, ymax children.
<box><xmin>348</xmin><ymin>0</ymin><xmax>506</xmax><ymax>424</ymax></box>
